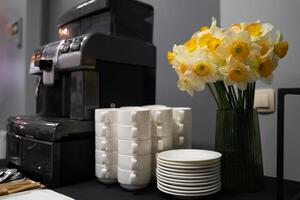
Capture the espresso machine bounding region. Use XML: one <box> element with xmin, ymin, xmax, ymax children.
<box><xmin>6</xmin><ymin>0</ymin><xmax>155</xmax><ymax>187</ymax></box>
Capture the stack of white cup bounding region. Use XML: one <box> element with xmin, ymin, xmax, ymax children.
<box><xmin>143</xmin><ymin>105</ymin><xmax>173</xmax><ymax>176</ymax></box>
<box><xmin>172</xmin><ymin>107</ymin><xmax>192</xmax><ymax>149</ymax></box>
<box><xmin>117</xmin><ymin>107</ymin><xmax>152</xmax><ymax>190</ymax></box>
<box><xmin>95</xmin><ymin>108</ymin><xmax>118</xmax><ymax>184</ymax></box>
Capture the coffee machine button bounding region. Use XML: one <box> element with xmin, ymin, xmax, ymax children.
<box><xmin>71</xmin><ymin>43</ymin><xmax>81</xmax><ymax>51</ymax></box>
<box><xmin>60</xmin><ymin>45</ymin><xmax>70</xmax><ymax>53</ymax></box>
<box><xmin>74</xmin><ymin>37</ymin><xmax>83</xmax><ymax>43</ymax></box>
<box><xmin>65</xmin><ymin>39</ymin><xmax>73</xmax><ymax>44</ymax></box>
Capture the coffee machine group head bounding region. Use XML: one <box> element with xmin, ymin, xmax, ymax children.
<box><xmin>7</xmin><ymin>0</ymin><xmax>156</xmax><ymax>187</ymax></box>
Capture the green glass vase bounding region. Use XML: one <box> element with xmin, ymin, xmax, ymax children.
<box><xmin>215</xmin><ymin>109</ymin><xmax>264</xmax><ymax>191</ymax></box>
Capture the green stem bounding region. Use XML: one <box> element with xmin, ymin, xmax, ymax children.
<box><xmin>229</xmin><ymin>86</ymin><xmax>239</xmax><ymax>109</ymax></box>
<box><xmin>207</xmin><ymin>83</ymin><xmax>221</xmax><ymax>109</ymax></box>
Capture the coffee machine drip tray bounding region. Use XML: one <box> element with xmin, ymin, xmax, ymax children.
<box><xmin>7</xmin><ymin>116</ymin><xmax>94</xmax><ymax>142</ymax></box>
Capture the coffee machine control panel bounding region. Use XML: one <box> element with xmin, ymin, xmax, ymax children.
<box><xmin>59</xmin><ymin>36</ymin><xmax>84</xmax><ymax>53</ymax></box>
<box><xmin>29</xmin><ymin>34</ymin><xmax>90</xmax><ymax>81</ymax></box>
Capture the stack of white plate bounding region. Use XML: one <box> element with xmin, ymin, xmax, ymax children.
<box><xmin>156</xmin><ymin>149</ymin><xmax>222</xmax><ymax>198</ymax></box>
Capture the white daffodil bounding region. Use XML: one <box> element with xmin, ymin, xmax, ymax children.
<box><xmin>221</xmin><ymin>57</ymin><xmax>259</xmax><ymax>90</ymax></box>
<box><xmin>166</xmin><ymin>18</ymin><xmax>288</xmax><ymax>95</ymax></box>
<box><xmin>177</xmin><ymin>72</ymin><xmax>205</xmax><ymax>96</ymax></box>
<box><xmin>216</xmin><ymin>28</ymin><xmax>261</xmax><ymax>62</ymax></box>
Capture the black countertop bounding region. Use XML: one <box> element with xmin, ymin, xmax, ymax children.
<box><xmin>54</xmin><ymin>177</ymin><xmax>300</xmax><ymax>200</ymax></box>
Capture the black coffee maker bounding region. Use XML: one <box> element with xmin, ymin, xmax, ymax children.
<box><xmin>6</xmin><ymin>0</ymin><xmax>155</xmax><ymax>187</ymax></box>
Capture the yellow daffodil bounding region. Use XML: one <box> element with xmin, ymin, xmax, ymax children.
<box><xmin>200</xmin><ymin>26</ymin><xmax>209</xmax><ymax>32</ymax></box>
<box><xmin>199</xmin><ymin>33</ymin><xmax>213</xmax><ymax>47</ymax></box>
<box><xmin>184</xmin><ymin>37</ymin><xmax>198</xmax><ymax>52</ymax></box>
<box><xmin>193</xmin><ymin>17</ymin><xmax>224</xmax><ymax>51</ymax></box>
<box><xmin>274</xmin><ymin>41</ymin><xmax>288</xmax><ymax>58</ymax></box>
<box><xmin>244</xmin><ymin>20</ymin><xmax>273</xmax><ymax>39</ymax></box>
<box><xmin>207</xmin><ymin>38</ymin><xmax>221</xmax><ymax>52</ymax></box>
<box><xmin>258</xmin><ymin>59</ymin><xmax>273</xmax><ymax>78</ymax></box>
<box><xmin>167</xmin><ymin>51</ymin><xmax>174</xmax><ymax>64</ymax></box>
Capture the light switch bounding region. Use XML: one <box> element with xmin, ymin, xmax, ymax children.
<box><xmin>254</xmin><ymin>89</ymin><xmax>275</xmax><ymax>113</ymax></box>
<box><xmin>255</xmin><ymin>93</ymin><xmax>269</xmax><ymax>108</ymax></box>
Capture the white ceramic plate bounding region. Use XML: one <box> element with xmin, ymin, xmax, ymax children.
<box><xmin>157</xmin><ymin>165</ymin><xmax>220</xmax><ymax>176</ymax></box>
<box><xmin>156</xmin><ymin>172</ymin><xmax>220</xmax><ymax>183</ymax></box>
<box><xmin>157</xmin><ymin>162</ymin><xmax>220</xmax><ymax>173</ymax></box>
<box><xmin>157</xmin><ymin>181</ymin><xmax>221</xmax><ymax>195</ymax></box>
<box><xmin>157</xmin><ymin>159</ymin><xmax>220</xmax><ymax>170</ymax></box>
<box><xmin>157</xmin><ymin>184</ymin><xmax>221</xmax><ymax>197</ymax></box>
<box><xmin>158</xmin><ymin>149</ymin><xmax>222</xmax><ymax>163</ymax></box>
<box><xmin>157</xmin><ymin>173</ymin><xmax>220</xmax><ymax>186</ymax></box>
<box><xmin>156</xmin><ymin>168</ymin><xmax>220</xmax><ymax>180</ymax></box>
<box><xmin>157</xmin><ymin>157</ymin><xmax>220</xmax><ymax>166</ymax></box>
<box><xmin>157</xmin><ymin>179</ymin><xmax>221</xmax><ymax>191</ymax></box>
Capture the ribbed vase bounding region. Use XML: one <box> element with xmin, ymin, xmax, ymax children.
<box><xmin>215</xmin><ymin>109</ymin><xmax>264</xmax><ymax>191</ymax></box>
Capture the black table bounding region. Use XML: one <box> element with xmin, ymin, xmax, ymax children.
<box><xmin>54</xmin><ymin>177</ymin><xmax>300</xmax><ymax>200</ymax></box>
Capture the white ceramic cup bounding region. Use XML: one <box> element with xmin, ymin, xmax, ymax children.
<box><xmin>95</xmin><ymin>108</ymin><xmax>118</xmax><ymax>124</ymax></box>
<box><xmin>95</xmin><ymin>123</ymin><xmax>118</xmax><ymax>138</ymax></box>
<box><xmin>172</xmin><ymin>107</ymin><xmax>191</xmax><ymax>122</ymax></box>
<box><xmin>118</xmin><ymin>139</ymin><xmax>151</xmax><ymax>155</ymax></box>
<box><xmin>95</xmin><ymin>137</ymin><xmax>117</xmax><ymax>151</ymax></box>
<box><xmin>142</xmin><ymin>105</ymin><xmax>167</xmax><ymax>109</ymax></box>
<box><xmin>95</xmin><ymin>150</ymin><xmax>117</xmax><ymax>165</ymax></box>
<box><xmin>118</xmin><ymin>154</ymin><xmax>151</xmax><ymax>171</ymax></box>
<box><xmin>117</xmin><ymin>167</ymin><xmax>151</xmax><ymax>185</ymax></box>
<box><xmin>95</xmin><ymin>163</ymin><xmax>117</xmax><ymax>180</ymax></box>
<box><xmin>118</xmin><ymin>107</ymin><xmax>150</xmax><ymax>126</ymax></box>
<box><xmin>143</xmin><ymin>106</ymin><xmax>173</xmax><ymax>124</ymax></box>
<box><xmin>151</xmin><ymin>122</ymin><xmax>173</xmax><ymax>137</ymax></box>
<box><xmin>152</xmin><ymin>136</ymin><xmax>173</xmax><ymax>152</ymax></box>
<box><xmin>172</xmin><ymin>107</ymin><xmax>191</xmax><ymax>148</ymax></box>
<box><xmin>117</xmin><ymin>124</ymin><xmax>151</xmax><ymax>140</ymax></box>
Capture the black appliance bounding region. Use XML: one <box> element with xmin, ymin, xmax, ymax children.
<box><xmin>6</xmin><ymin>0</ymin><xmax>155</xmax><ymax>188</ymax></box>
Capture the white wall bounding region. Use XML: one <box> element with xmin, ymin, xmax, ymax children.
<box><xmin>221</xmin><ymin>0</ymin><xmax>300</xmax><ymax>182</ymax></box>
<box><xmin>0</xmin><ymin>0</ymin><xmax>27</xmax><ymax>130</ymax></box>
<box><xmin>0</xmin><ymin>0</ymin><xmax>41</xmax><ymax>129</ymax></box>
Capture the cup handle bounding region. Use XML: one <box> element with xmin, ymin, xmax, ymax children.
<box><xmin>154</xmin><ymin>111</ymin><xmax>162</xmax><ymax>123</ymax></box>
<box><xmin>100</xmin><ymin>111</ymin><xmax>108</xmax><ymax>123</ymax></box>
<box><xmin>100</xmin><ymin>168</ymin><xmax>108</xmax><ymax>178</ymax></box>
<box><xmin>157</xmin><ymin>139</ymin><xmax>164</xmax><ymax>151</ymax></box>
<box><xmin>100</xmin><ymin>140</ymin><xmax>107</xmax><ymax>151</ymax></box>
<box><xmin>179</xmin><ymin>136</ymin><xmax>185</xmax><ymax>146</ymax></box>
<box><xmin>156</xmin><ymin>126</ymin><xmax>163</xmax><ymax>137</ymax></box>
<box><xmin>131</xmin><ymin>142</ymin><xmax>138</xmax><ymax>154</ymax></box>
<box><xmin>129</xmin><ymin>172</ymin><xmax>136</xmax><ymax>184</ymax></box>
<box><xmin>130</xmin><ymin>111</ymin><xmax>137</xmax><ymax>123</ymax></box>
<box><xmin>177</xmin><ymin>123</ymin><xmax>184</xmax><ymax>133</ymax></box>
<box><xmin>101</xmin><ymin>126</ymin><xmax>108</xmax><ymax>137</ymax></box>
<box><xmin>101</xmin><ymin>154</ymin><xmax>107</xmax><ymax>164</ymax></box>
<box><xmin>179</xmin><ymin>110</ymin><xmax>185</xmax><ymax>121</ymax></box>
<box><xmin>131</xmin><ymin>127</ymin><xmax>138</xmax><ymax>138</ymax></box>
<box><xmin>130</xmin><ymin>157</ymin><xmax>138</xmax><ymax>169</ymax></box>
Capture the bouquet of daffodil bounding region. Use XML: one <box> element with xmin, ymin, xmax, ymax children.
<box><xmin>167</xmin><ymin>17</ymin><xmax>288</xmax><ymax>110</ymax></box>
